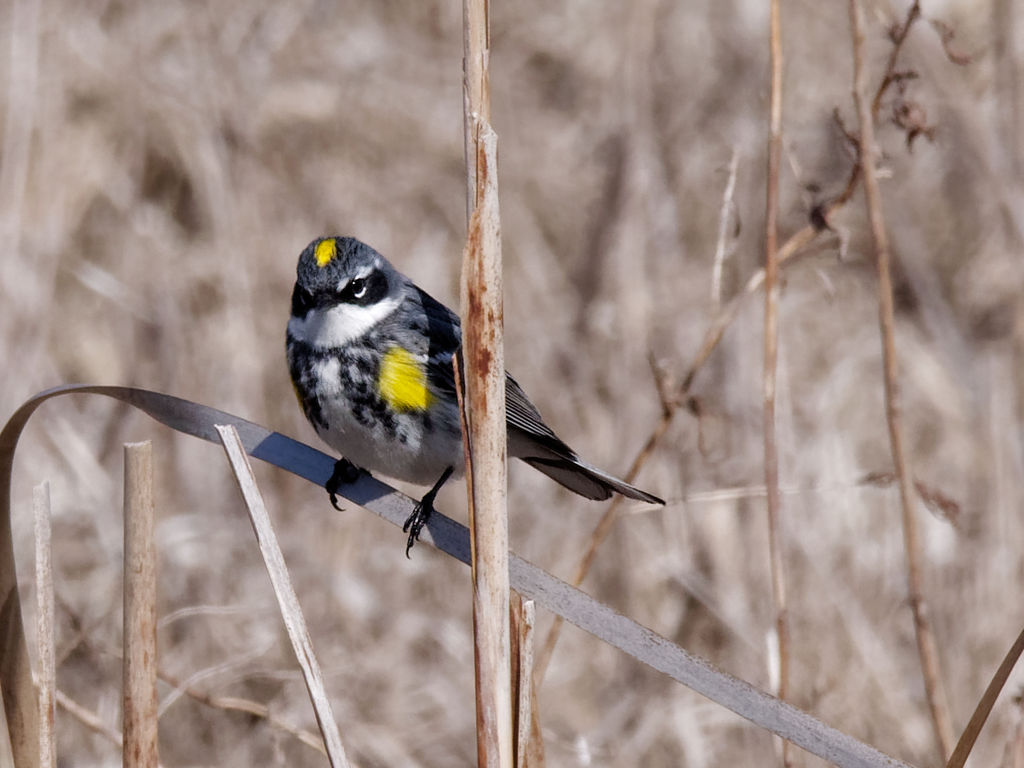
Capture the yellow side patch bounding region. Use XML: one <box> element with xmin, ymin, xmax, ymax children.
<box><xmin>315</xmin><ymin>238</ymin><xmax>337</xmax><ymax>268</ymax></box>
<box><xmin>379</xmin><ymin>346</ymin><xmax>432</xmax><ymax>412</ymax></box>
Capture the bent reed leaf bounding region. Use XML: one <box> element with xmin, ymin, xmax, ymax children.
<box><xmin>1</xmin><ymin>385</ymin><xmax>912</xmax><ymax>768</ymax></box>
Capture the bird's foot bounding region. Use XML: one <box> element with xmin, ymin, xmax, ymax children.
<box><xmin>325</xmin><ymin>458</ymin><xmax>364</xmax><ymax>511</ymax></box>
<box><xmin>402</xmin><ymin>466</ymin><xmax>453</xmax><ymax>557</ymax></box>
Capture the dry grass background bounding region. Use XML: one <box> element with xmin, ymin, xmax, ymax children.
<box><xmin>1</xmin><ymin>0</ymin><xmax>1022</xmax><ymax>765</ymax></box>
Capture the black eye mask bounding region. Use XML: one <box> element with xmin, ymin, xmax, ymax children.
<box><xmin>338</xmin><ymin>270</ymin><xmax>388</xmax><ymax>306</ymax></box>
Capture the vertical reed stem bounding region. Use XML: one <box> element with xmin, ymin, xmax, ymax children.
<box><xmin>848</xmin><ymin>1</ymin><xmax>954</xmax><ymax>758</ymax></box>
<box><xmin>122</xmin><ymin>441</ymin><xmax>158</xmax><ymax>768</ymax></box>
<box><xmin>32</xmin><ymin>482</ymin><xmax>54</xmax><ymax>768</ymax></box>
<box><xmin>462</xmin><ymin>1</ymin><xmax>512</xmax><ymax>764</ymax></box>
<box><xmin>763</xmin><ymin>0</ymin><xmax>791</xmax><ymax>765</ymax></box>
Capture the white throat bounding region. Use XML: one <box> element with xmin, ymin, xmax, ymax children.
<box><xmin>288</xmin><ymin>295</ymin><xmax>401</xmax><ymax>348</ymax></box>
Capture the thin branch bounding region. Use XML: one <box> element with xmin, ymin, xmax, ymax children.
<box><xmin>764</xmin><ymin>0</ymin><xmax>792</xmax><ymax>765</ymax></box>
<box><xmin>56</xmin><ymin>688</ymin><xmax>124</xmax><ymax>748</ymax></box>
<box><xmin>156</xmin><ymin>646</ymin><xmax>270</xmax><ymax>717</ymax></box>
<box><xmin>871</xmin><ymin>1</ymin><xmax>922</xmax><ymax>119</ymax></box>
<box><xmin>848</xmin><ymin>0</ymin><xmax>954</xmax><ymax>760</ymax></box>
<box><xmin>46</xmin><ymin>613</ymin><xmax>323</xmax><ymax>761</ymax></box>
<box><xmin>52</xmin><ymin>688</ymin><xmax>163</xmax><ymax>768</ymax></box>
<box><xmin>711</xmin><ymin>149</ymin><xmax>741</xmax><ymax>309</ymax></box>
<box><xmin>159</xmin><ymin>669</ymin><xmax>328</xmax><ymax>757</ymax></box>
<box><xmin>53</xmin><ymin>688</ymin><xmax>172</xmax><ymax>768</ymax></box>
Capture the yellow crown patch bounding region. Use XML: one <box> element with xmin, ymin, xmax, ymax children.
<box><xmin>379</xmin><ymin>347</ymin><xmax>432</xmax><ymax>412</ymax></box>
<box><xmin>315</xmin><ymin>238</ymin><xmax>337</xmax><ymax>268</ymax></box>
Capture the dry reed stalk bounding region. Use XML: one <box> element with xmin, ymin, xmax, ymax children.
<box><xmin>462</xmin><ymin>123</ymin><xmax>513</xmax><ymax>768</ymax></box>
<box><xmin>122</xmin><ymin>441</ymin><xmax>159</xmax><ymax>768</ymax></box>
<box><xmin>462</xmin><ymin>0</ymin><xmax>490</xmax><ymax>222</ymax></box>
<box><xmin>215</xmin><ymin>424</ymin><xmax>351</xmax><ymax>768</ymax></box>
<box><xmin>848</xmin><ymin>0</ymin><xmax>954</xmax><ymax>759</ymax></box>
<box><xmin>462</xmin><ymin>0</ymin><xmax>512</xmax><ymax>765</ymax></box>
<box><xmin>510</xmin><ymin>596</ymin><xmax>542</xmax><ymax>768</ymax></box>
<box><xmin>763</xmin><ymin>0</ymin><xmax>792</xmax><ymax>766</ymax></box>
<box><xmin>32</xmin><ymin>482</ymin><xmax>54</xmax><ymax>768</ymax></box>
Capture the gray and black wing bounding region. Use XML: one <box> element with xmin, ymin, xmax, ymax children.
<box><xmin>505</xmin><ymin>375</ymin><xmax>664</xmax><ymax>504</ymax></box>
<box><xmin>412</xmin><ymin>286</ymin><xmax>464</xmax><ymax>401</ymax></box>
<box><xmin>414</xmin><ymin>284</ymin><xmax>662</xmax><ymax>505</ymax></box>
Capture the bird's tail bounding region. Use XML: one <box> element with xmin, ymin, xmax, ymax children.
<box><xmin>520</xmin><ymin>456</ymin><xmax>664</xmax><ymax>505</ymax></box>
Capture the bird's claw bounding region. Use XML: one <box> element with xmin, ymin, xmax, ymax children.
<box><xmin>401</xmin><ymin>466</ymin><xmax>453</xmax><ymax>557</ymax></box>
<box><xmin>402</xmin><ymin>502</ymin><xmax>431</xmax><ymax>558</ymax></box>
<box><xmin>325</xmin><ymin>458</ymin><xmax>363</xmax><ymax>510</ymax></box>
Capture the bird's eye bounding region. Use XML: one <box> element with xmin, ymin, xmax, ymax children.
<box><xmin>341</xmin><ymin>273</ymin><xmax>378</xmax><ymax>304</ymax></box>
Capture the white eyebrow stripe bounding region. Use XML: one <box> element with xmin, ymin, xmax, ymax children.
<box><xmin>333</xmin><ymin>264</ymin><xmax>378</xmax><ymax>294</ymax></box>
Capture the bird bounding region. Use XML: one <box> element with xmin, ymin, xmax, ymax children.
<box><xmin>286</xmin><ymin>236</ymin><xmax>663</xmax><ymax>554</ymax></box>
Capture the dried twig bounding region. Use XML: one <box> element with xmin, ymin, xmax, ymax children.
<box><xmin>763</xmin><ymin>0</ymin><xmax>792</xmax><ymax>765</ymax></box>
<box><xmin>848</xmin><ymin>0</ymin><xmax>954</xmax><ymax>759</ymax></box>
<box><xmin>159</xmin><ymin>668</ymin><xmax>329</xmax><ymax>756</ymax></box>
<box><xmin>56</xmin><ymin>688</ymin><xmax>124</xmax><ymax>748</ymax></box>
<box><xmin>861</xmin><ymin>472</ymin><xmax>962</xmax><ymax>527</ymax></box>
<box><xmin>871</xmin><ymin>0</ymin><xmax>922</xmax><ymax>120</ymax></box>
<box><xmin>46</xmin><ymin>610</ymin><xmax>324</xmax><ymax>761</ymax></box>
<box><xmin>711</xmin><ymin>149</ymin><xmax>741</xmax><ymax>309</ymax></box>
<box><xmin>929</xmin><ymin>19</ymin><xmax>972</xmax><ymax>66</ymax></box>
<box><xmin>54</xmin><ymin>686</ymin><xmax>171</xmax><ymax>768</ymax></box>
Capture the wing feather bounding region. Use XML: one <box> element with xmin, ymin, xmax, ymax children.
<box><xmin>408</xmin><ymin>283</ymin><xmax>662</xmax><ymax>505</ymax></box>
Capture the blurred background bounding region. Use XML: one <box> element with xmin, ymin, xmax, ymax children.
<box><xmin>1</xmin><ymin>0</ymin><xmax>1021</xmax><ymax>765</ymax></box>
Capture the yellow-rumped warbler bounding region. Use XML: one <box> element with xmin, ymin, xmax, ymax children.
<box><xmin>286</xmin><ymin>236</ymin><xmax>663</xmax><ymax>552</ymax></box>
